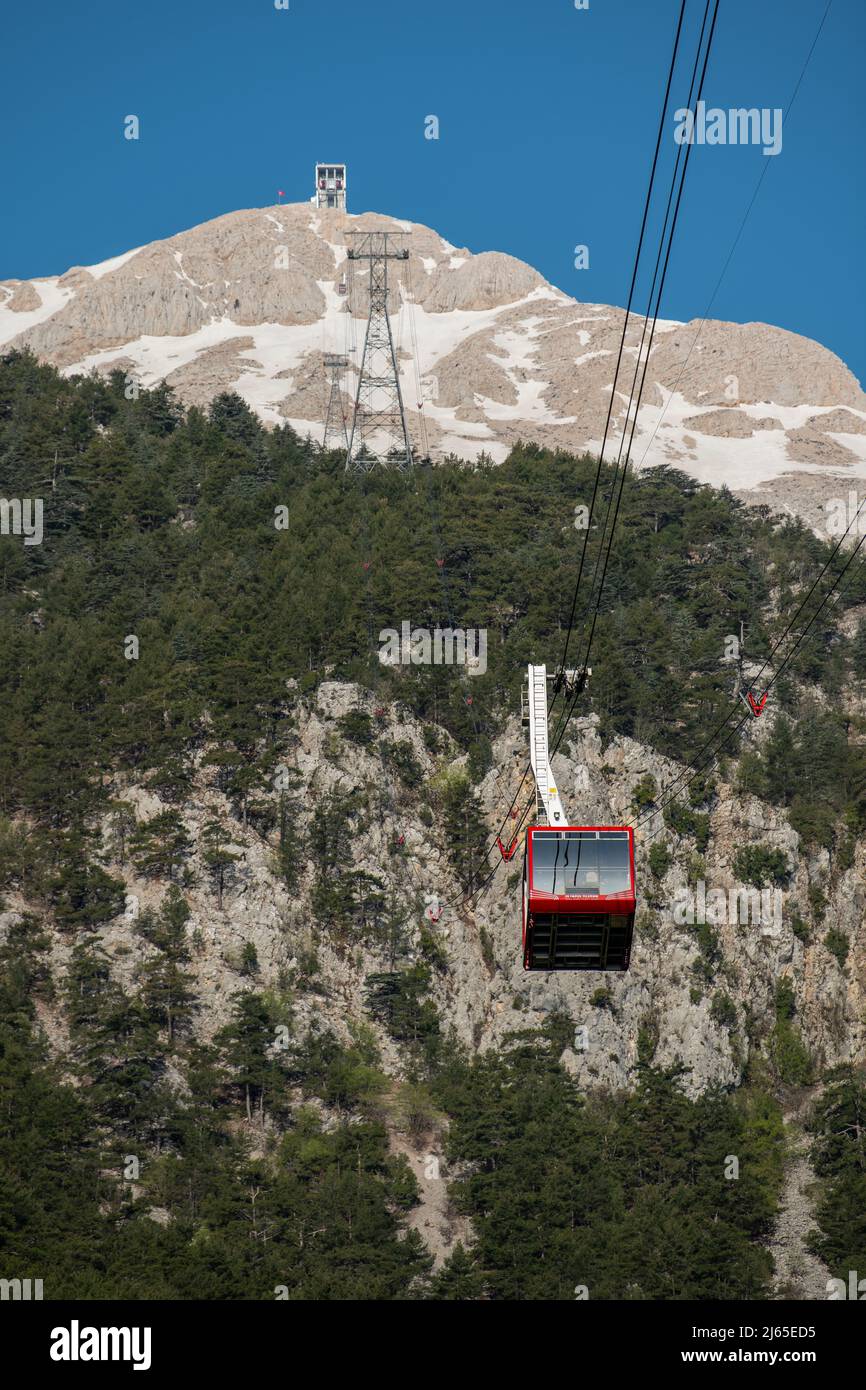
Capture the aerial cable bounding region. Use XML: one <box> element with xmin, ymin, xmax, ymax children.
<box><xmin>748</xmin><ymin>503</ymin><xmax>866</xmax><ymax>697</ymax></box>
<box><xmin>457</xmin><ymin>0</ymin><xmax>718</xmax><ymax>903</ymax></box>
<box><xmin>573</xmin><ymin>0</ymin><xmax>720</xmax><ymax>703</ymax></box>
<box><xmin>567</xmin><ymin>0</ymin><xmax>711</xmax><ymax>713</ymax></box>
<box><xmin>473</xmin><ymin>0</ymin><xmax>692</xmax><ymax>867</ymax></box>
<box><xmin>756</xmin><ymin>526</ymin><xmax>866</xmax><ymax>701</ymax></box>
<box><xmin>635</xmin><ymin>492</ymin><xmax>866</xmax><ymax>827</ymax></box>
<box><xmin>617</xmin><ymin>0</ymin><xmax>845</xmax><ymax>822</ymax></box>
<box><xmin>512</xmin><ymin>4</ymin><xmax>722</xmax><ymax>892</ymax></box>
<box><xmin>549</xmin><ymin>0</ymin><xmax>720</xmax><ymax>781</ymax></box>
<box><xmin>404</xmin><ymin>254</ymin><xmax>431</xmax><ymax>459</ymax></box>
<box><xmin>633</xmin><ymin>0</ymin><xmax>835</xmax><ymax>472</ymax></box>
<box><xmin>554</xmin><ymin>0</ymin><xmax>689</xmax><ymax>691</ymax></box>
<box><xmin>606</xmin><ymin>0</ymin><xmax>712</xmax><ymax>486</ymax></box>
<box><xmin>465</xmin><ymin>0</ymin><xmax>701</xmax><ymax>887</ymax></box>
<box><xmin>633</xmin><ymin>527</ymin><xmax>866</xmax><ymax>833</ymax></box>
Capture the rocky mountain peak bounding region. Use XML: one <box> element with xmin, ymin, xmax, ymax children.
<box><xmin>2</xmin><ymin>201</ymin><xmax>865</xmax><ymax>528</ymax></box>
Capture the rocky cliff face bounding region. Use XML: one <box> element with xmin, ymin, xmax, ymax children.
<box><xmin>2</xmin><ymin>202</ymin><xmax>865</xmax><ymax>527</ymax></box>
<box><xmin>5</xmin><ymin>678</ymin><xmax>859</xmax><ymax>1092</ymax></box>
<box><xmin>2</xmin><ymin>676</ymin><xmax>860</xmax><ymax>1283</ymax></box>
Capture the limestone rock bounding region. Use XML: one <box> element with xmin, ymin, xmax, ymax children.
<box><xmin>2</xmin><ymin>202</ymin><xmax>865</xmax><ymax>526</ymax></box>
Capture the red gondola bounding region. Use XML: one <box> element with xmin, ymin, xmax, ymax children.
<box><xmin>521</xmin><ymin>826</ymin><xmax>635</xmax><ymax>971</ymax></box>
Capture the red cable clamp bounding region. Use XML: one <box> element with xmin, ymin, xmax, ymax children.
<box><xmin>497</xmin><ymin>835</ymin><xmax>519</xmax><ymax>861</ymax></box>
<box><xmin>743</xmin><ymin>690</ymin><xmax>768</xmax><ymax>717</ymax></box>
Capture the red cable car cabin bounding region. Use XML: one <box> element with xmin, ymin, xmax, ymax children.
<box><xmin>522</xmin><ymin>827</ymin><xmax>635</xmax><ymax>971</ymax></box>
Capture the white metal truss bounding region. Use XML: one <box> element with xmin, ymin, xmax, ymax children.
<box><xmin>526</xmin><ymin>664</ymin><xmax>566</xmax><ymax>825</ymax></box>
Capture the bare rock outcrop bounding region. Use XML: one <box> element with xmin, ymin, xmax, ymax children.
<box><xmin>3</xmin><ymin>201</ymin><xmax>865</xmax><ymax>526</ymax></box>
<box><xmin>4</xmin><ymin>681</ymin><xmax>863</xmax><ymax>1273</ymax></box>
<box><xmin>0</xmin><ymin>279</ymin><xmax>42</xmax><ymax>312</ymax></box>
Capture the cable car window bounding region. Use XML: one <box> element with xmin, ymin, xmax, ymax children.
<box><xmin>597</xmin><ymin>835</ymin><xmax>632</xmax><ymax>893</ymax></box>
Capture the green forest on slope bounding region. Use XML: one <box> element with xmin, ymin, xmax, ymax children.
<box><xmin>1</xmin><ymin>350</ymin><xmax>865</xmax><ymax>1299</ymax></box>
<box><xmin>0</xmin><ymin>911</ymin><xmax>797</xmax><ymax>1300</ymax></box>
<box><xmin>2</xmin><ymin>349</ymin><xmax>866</xmax><ymax>855</ymax></box>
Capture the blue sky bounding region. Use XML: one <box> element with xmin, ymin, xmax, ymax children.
<box><xmin>2</xmin><ymin>0</ymin><xmax>864</xmax><ymax>383</ymax></box>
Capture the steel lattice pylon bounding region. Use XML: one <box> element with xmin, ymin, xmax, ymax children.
<box><xmin>322</xmin><ymin>354</ymin><xmax>349</xmax><ymax>452</ymax></box>
<box><xmin>346</xmin><ymin>231</ymin><xmax>413</xmax><ymax>471</ymax></box>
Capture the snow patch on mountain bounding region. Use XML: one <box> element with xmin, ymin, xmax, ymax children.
<box><xmin>2</xmin><ymin>201</ymin><xmax>864</xmax><ymax>525</ymax></box>
<box><xmin>0</xmin><ymin>277</ymin><xmax>74</xmax><ymax>343</ymax></box>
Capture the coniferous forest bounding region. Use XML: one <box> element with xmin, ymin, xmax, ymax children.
<box><xmin>1</xmin><ymin>349</ymin><xmax>866</xmax><ymax>1300</ymax></box>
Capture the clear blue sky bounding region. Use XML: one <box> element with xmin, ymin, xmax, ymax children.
<box><xmin>2</xmin><ymin>0</ymin><xmax>864</xmax><ymax>384</ymax></box>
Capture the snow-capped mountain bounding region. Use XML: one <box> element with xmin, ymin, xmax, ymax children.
<box><xmin>2</xmin><ymin>202</ymin><xmax>865</xmax><ymax>525</ymax></box>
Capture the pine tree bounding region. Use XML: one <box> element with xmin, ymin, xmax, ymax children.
<box><xmin>200</xmin><ymin>818</ymin><xmax>242</xmax><ymax>909</ymax></box>
<box><xmin>429</xmin><ymin>1243</ymin><xmax>484</xmax><ymax>1300</ymax></box>
<box><xmin>439</xmin><ymin>773</ymin><xmax>486</xmax><ymax>891</ymax></box>
<box><xmin>137</xmin><ymin>887</ymin><xmax>196</xmax><ymax>1046</ymax></box>
<box><xmin>106</xmin><ymin>800</ymin><xmax>137</xmax><ymax>865</ymax></box>
<box><xmin>852</xmin><ymin>618</ymin><xmax>866</xmax><ymax>681</ymax></box>
<box><xmin>48</xmin><ymin>827</ymin><xmax>126</xmax><ymax>932</ymax></box>
<box><xmin>129</xmin><ymin>810</ymin><xmax>193</xmax><ymax>882</ymax></box>
<box><xmin>277</xmin><ymin>794</ymin><xmax>303</xmax><ymax>893</ymax></box>
<box><xmin>216</xmin><ymin>991</ymin><xmax>282</xmax><ymax>1125</ymax></box>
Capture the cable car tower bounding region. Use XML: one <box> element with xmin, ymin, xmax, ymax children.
<box><xmin>322</xmin><ymin>353</ymin><xmax>350</xmax><ymax>452</ymax></box>
<box><xmin>525</xmin><ymin>663</ymin><xmax>568</xmax><ymax>826</ymax></box>
<box><xmin>345</xmin><ymin>230</ymin><xmax>413</xmax><ymax>472</ymax></box>
<box><xmin>520</xmin><ymin>663</ymin><xmax>636</xmax><ymax>971</ymax></box>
